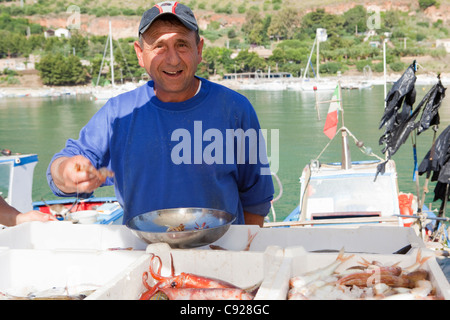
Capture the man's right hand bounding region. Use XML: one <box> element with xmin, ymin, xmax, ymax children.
<box><xmin>50</xmin><ymin>155</ymin><xmax>109</xmax><ymax>194</ymax></box>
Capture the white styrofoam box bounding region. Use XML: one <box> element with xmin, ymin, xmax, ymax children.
<box><xmin>0</xmin><ymin>221</ymin><xmax>148</xmax><ymax>251</ymax></box>
<box><xmin>0</xmin><ymin>248</ymin><xmax>144</xmax><ymax>298</ymax></box>
<box><xmin>269</xmin><ymin>246</ymin><xmax>450</xmax><ymax>300</ymax></box>
<box><xmin>88</xmin><ymin>243</ymin><xmax>284</xmax><ymax>300</ymax></box>
<box><xmin>201</xmin><ymin>225</ymin><xmax>425</xmax><ymax>254</ymax></box>
<box><xmin>0</xmin><ymin>222</ymin><xmax>423</xmax><ymax>254</ymax></box>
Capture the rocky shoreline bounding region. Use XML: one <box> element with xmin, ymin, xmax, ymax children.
<box><xmin>0</xmin><ymin>73</ymin><xmax>448</xmax><ymax>99</ymax></box>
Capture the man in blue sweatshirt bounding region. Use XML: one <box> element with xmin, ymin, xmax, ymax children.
<box><xmin>47</xmin><ymin>1</ymin><xmax>274</xmax><ymax>226</ymax></box>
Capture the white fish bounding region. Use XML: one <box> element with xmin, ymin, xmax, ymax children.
<box><xmin>289</xmin><ymin>248</ymin><xmax>353</xmax><ymax>288</ymax></box>
<box><xmin>288</xmin><ymin>279</ymin><xmax>328</xmax><ymax>298</ymax></box>
<box><xmin>382</xmin><ymin>293</ymin><xmax>417</xmax><ymax>300</ymax></box>
<box><xmin>373</xmin><ymin>283</ymin><xmax>391</xmax><ymax>296</ymax></box>
<box><xmin>411</xmin><ymin>280</ymin><xmax>433</xmax><ymax>297</ymax></box>
<box><xmin>403</xmin><ymin>249</ymin><xmax>432</xmax><ymax>273</ymax></box>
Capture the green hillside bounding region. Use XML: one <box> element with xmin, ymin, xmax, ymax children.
<box><xmin>0</xmin><ymin>0</ymin><xmax>449</xmax><ymax>85</ymax></box>
<box><xmin>2</xmin><ymin>0</ymin><xmax>450</xmax><ymax>16</ymax></box>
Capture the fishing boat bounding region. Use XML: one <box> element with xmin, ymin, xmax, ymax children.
<box><xmin>0</xmin><ymin>151</ymin><xmax>123</xmax><ymax>226</ymax></box>
<box><xmin>0</xmin><ymin>152</ymin><xmax>37</xmax><ymax>214</ymax></box>
<box><xmin>266</xmin><ymin>63</ymin><xmax>449</xmax><ymax>249</ymax></box>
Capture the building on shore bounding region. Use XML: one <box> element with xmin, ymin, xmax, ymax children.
<box><xmin>223</xmin><ymin>72</ymin><xmax>292</xmax><ymax>80</ymax></box>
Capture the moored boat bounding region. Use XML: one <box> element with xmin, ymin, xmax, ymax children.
<box><xmin>265</xmin><ymin>63</ymin><xmax>449</xmax><ymax>252</ymax></box>
<box><xmin>0</xmin><ymin>151</ymin><xmax>123</xmax><ymax>226</ymax></box>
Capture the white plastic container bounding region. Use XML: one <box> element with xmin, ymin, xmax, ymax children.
<box><xmin>0</xmin><ymin>222</ymin><xmax>148</xmax><ymax>251</ymax></box>
<box><xmin>200</xmin><ymin>225</ymin><xmax>425</xmax><ymax>254</ymax></box>
<box><xmin>0</xmin><ymin>248</ymin><xmax>144</xmax><ymax>298</ymax></box>
<box><xmin>88</xmin><ymin>242</ymin><xmax>285</xmax><ymax>300</ymax></box>
<box><xmin>268</xmin><ymin>246</ymin><xmax>450</xmax><ymax>300</ymax></box>
<box><xmin>0</xmin><ymin>223</ymin><xmax>424</xmax><ymax>254</ymax></box>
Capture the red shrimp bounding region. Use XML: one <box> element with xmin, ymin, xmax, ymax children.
<box><xmin>140</xmin><ymin>254</ymin><xmax>239</xmax><ymax>300</ymax></box>
<box><xmin>159</xmin><ymin>288</ymin><xmax>254</xmax><ymax>300</ymax></box>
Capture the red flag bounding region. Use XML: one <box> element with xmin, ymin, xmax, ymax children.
<box><xmin>323</xmin><ymin>86</ymin><xmax>340</xmax><ymax>139</ymax></box>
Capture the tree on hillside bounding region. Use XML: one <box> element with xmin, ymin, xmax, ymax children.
<box><xmin>342</xmin><ymin>5</ymin><xmax>368</xmax><ymax>35</ymax></box>
<box><xmin>0</xmin><ymin>31</ymin><xmax>30</xmax><ymax>58</ymax></box>
<box><xmin>242</xmin><ymin>7</ymin><xmax>261</xmax><ymax>34</ymax></box>
<box><xmin>301</xmin><ymin>9</ymin><xmax>345</xmax><ymax>39</ymax></box>
<box><xmin>113</xmin><ymin>39</ymin><xmax>141</xmax><ymax>81</ymax></box>
<box><xmin>241</xmin><ymin>7</ymin><xmax>271</xmax><ymax>45</ymax></box>
<box><xmin>270</xmin><ymin>40</ymin><xmax>310</xmax><ymax>64</ymax></box>
<box><xmin>267</xmin><ymin>8</ymin><xmax>300</xmax><ymax>41</ymax></box>
<box><xmin>69</xmin><ymin>32</ymin><xmax>88</xmax><ymax>57</ymax></box>
<box><xmin>234</xmin><ymin>50</ymin><xmax>266</xmax><ymax>72</ymax></box>
<box><xmin>382</xmin><ymin>10</ymin><xmax>402</xmax><ymax>31</ymax></box>
<box><xmin>202</xmin><ymin>46</ymin><xmax>234</xmax><ymax>75</ymax></box>
<box><xmin>37</xmin><ymin>53</ymin><xmax>87</xmax><ymax>85</ymax></box>
<box><xmin>418</xmin><ymin>0</ymin><xmax>439</xmax><ymax>10</ymax></box>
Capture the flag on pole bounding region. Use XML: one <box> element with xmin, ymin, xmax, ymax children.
<box><xmin>323</xmin><ymin>85</ymin><xmax>340</xmax><ymax>139</ymax></box>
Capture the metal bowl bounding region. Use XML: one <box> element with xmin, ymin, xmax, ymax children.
<box><xmin>126</xmin><ymin>208</ymin><xmax>236</xmax><ymax>248</ymax></box>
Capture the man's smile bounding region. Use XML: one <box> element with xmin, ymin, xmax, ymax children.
<box><xmin>164</xmin><ymin>70</ymin><xmax>183</xmax><ymax>76</ymax></box>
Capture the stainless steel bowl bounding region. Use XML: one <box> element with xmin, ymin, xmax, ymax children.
<box><xmin>126</xmin><ymin>208</ymin><xmax>236</xmax><ymax>248</ymax></box>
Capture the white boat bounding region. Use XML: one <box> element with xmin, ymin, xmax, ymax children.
<box><xmin>92</xmin><ymin>21</ymin><xmax>137</xmax><ymax>102</ymax></box>
<box><xmin>266</xmin><ymin>72</ymin><xmax>449</xmax><ymax>249</ymax></box>
<box><xmin>91</xmin><ymin>82</ymin><xmax>138</xmax><ymax>102</ymax></box>
<box><xmin>290</xmin><ymin>28</ymin><xmax>337</xmax><ymax>92</ymax></box>
<box><xmin>288</xmin><ymin>78</ymin><xmax>338</xmax><ymax>92</ymax></box>
<box><xmin>341</xmin><ymin>81</ymin><xmax>373</xmax><ymax>90</ymax></box>
<box><xmin>268</xmin><ymin>128</ymin><xmax>413</xmax><ymax>228</ymax></box>
<box><xmin>0</xmin><ymin>151</ymin><xmax>123</xmax><ymax>226</ymax></box>
<box><xmin>239</xmin><ymin>81</ymin><xmax>288</xmax><ymax>91</ymax></box>
<box><xmin>0</xmin><ymin>153</ymin><xmax>38</xmax><ymax>213</ymax></box>
<box><xmin>282</xmin><ymin>157</ymin><xmax>410</xmax><ymax>225</ymax></box>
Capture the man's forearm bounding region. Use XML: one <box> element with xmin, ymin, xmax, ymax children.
<box><xmin>0</xmin><ymin>197</ymin><xmax>20</xmax><ymax>227</ymax></box>
<box><xmin>244</xmin><ymin>211</ymin><xmax>265</xmax><ymax>227</ymax></box>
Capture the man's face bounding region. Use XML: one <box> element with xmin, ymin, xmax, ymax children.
<box><xmin>134</xmin><ymin>19</ymin><xmax>204</xmax><ymax>102</ymax></box>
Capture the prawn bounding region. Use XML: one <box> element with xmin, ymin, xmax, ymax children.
<box><xmin>140</xmin><ymin>254</ymin><xmax>239</xmax><ymax>300</ymax></box>
<box><xmin>159</xmin><ymin>288</ymin><xmax>254</xmax><ymax>300</ymax></box>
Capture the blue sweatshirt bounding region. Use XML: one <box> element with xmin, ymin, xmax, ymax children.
<box><xmin>47</xmin><ymin>78</ymin><xmax>274</xmax><ymax>224</ymax></box>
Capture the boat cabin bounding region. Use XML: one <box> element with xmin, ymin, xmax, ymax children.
<box><xmin>0</xmin><ymin>153</ymin><xmax>37</xmax><ymax>213</ymax></box>
<box><xmin>288</xmin><ymin>159</ymin><xmax>402</xmax><ymax>226</ymax></box>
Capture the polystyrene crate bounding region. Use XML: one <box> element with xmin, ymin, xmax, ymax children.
<box><xmin>0</xmin><ymin>221</ymin><xmax>148</xmax><ymax>251</ymax></box>
<box><xmin>0</xmin><ymin>248</ymin><xmax>144</xmax><ymax>299</ymax></box>
<box><xmin>201</xmin><ymin>225</ymin><xmax>425</xmax><ymax>254</ymax></box>
<box><xmin>88</xmin><ymin>242</ymin><xmax>284</xmax><ymax>300</ymax></box>
<box><xmin>0</xmin><ymin>223</ymin><xmax>424</xmax><ymax>255</ymax></box>
<box><xmin>269</xmin><ymin>246</ymin><xmax>450</xmax><ymax>300</ymax></box>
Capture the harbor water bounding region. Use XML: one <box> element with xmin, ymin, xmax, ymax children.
<box><xmin>0</xmin><ymin>83</ymin><xmax>449</xmax><ymax>222</ymax></box>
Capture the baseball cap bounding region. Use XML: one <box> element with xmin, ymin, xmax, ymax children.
<box><xmin>138</xmin><ymin>1</ymin><xmax>198</xmax><ymax>36</ymax></box>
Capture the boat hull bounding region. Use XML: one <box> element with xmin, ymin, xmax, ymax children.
<box><xmin>33</xmin><ymin>197</ymin><xmax>123</xmax><ymax>225</ymax></box>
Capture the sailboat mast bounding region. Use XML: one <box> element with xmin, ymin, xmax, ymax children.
<box><xmin>339</xmin><ymin>82</ymin><xmax>352</xmax><ymax>170</ymax></box>
<box><xmin>109</xmin><ymin>21</ymin><xmax>115</xmax><ymax>87</ymax></box>
<box><xmin>383</xmin><ymin>39</ymin><xmax>387</xmax><ymax>107</ymax></box>
<box><xmin>316</xmin><ymin>34</ymin><xmax>320</xmax><ymax>79</ymax></box>
<box><xmin>303</xmin><ymin>38</ymin><xmax>316</xmax><ymax>79</ymax></box>
<box><xmin>315</xmin><ymin>28</ymin><xmax>327</xmax><ymax>80</ymax></box>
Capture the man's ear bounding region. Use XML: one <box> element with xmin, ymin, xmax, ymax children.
<box><xmin>197</xmin><ymin>37</ymin><xmax>204</xmax><ymax>64</ymax></box>
<box><xmin>134</xmin><ymin>40</ymin><xmax>145</xmax><ymax>68</ymax></box>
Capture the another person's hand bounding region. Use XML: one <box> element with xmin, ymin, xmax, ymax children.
<box><xmin>15</xmin><ymin>210</ymin><xmax>57</xmax><ymax>225</ymax></box>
